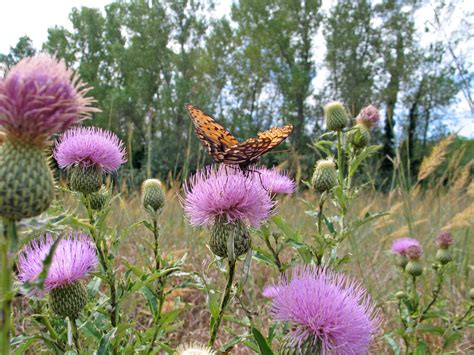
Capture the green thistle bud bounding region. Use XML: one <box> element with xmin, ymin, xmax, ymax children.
<box><xmin>279</xmin><ymin>335</ymin><xmax>321</xmax><ymax>355</ymax></box>
<box><xmin>395</xmin><ymin>254</ymin><xmax>408</xmax><ymax>268</ymax></box>
<box><xmin>88</xmin><ymin>187</ymin><xmax>108</xmax><ymax>211</ymax></box>
<box><xmin>324</xmin><ymin>101</ymin><xmax>349</xmax><ymax>132</ymax></box>
<box><xmin>348</xmin><ymin>123</ymin><xmax>371</xmax><ymax>148</ymax></box>
<box><xmin>469</xmin><ymin>288</ymin><xmax>474</xmax><ymax>301</ymax></box>
<box><xmin>311</xmin><ymin>159</ymin><xmax>338</xmax><ymax>193</ymax></box>
<box><xmin>396</xmin><ymin>291</ymin><xmax>407</xmax><ymax>300</ymax></box>
<box><xmin>141</xmin><ymin>179</ymin><xmax>165</xmax><ymax>212</ymax></box>
<box><xmin>209</xmin><ymin>219</ymin><xmax>251</xmax><ymax>258</ymax></box>
<box><xmin>49</xmin><ymin>281</ymin><xmax>88</xmax><ymax>319</ymax></box>
<box><xmin>0</xmin><ymin>140</ymin><xmax>54</xmax><ymax>220</ymax></box>
<box><xmin>435</xmin><ymin>248</ymin><xmax>452</xmax><ymax>265</ymax></box>
<box><xmin>69</xmin><ymin>165</ymin><xmax>102</xmax><ymax>194</ymax></box>
<box><xmin>405</xmin><ymin>260</ymin><xmax>423</xmax><ymax>277</ymax></box>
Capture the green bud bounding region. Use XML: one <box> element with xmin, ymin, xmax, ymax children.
<box><xmin>88</xmin><ymin>187</ymin><xmax>108</xmax><ymax>211</ymax></box>
<box><xmin>347</xmin><ymin>123</ymin><xmax>371</xmax><ymax>148</ymax></box>
<box><xmin>396</xmin><ymin>291</ymin><xmax>408</xmax><ymax>300</ymax></box>
<box><xmin>0</xmin><ymin>140</ymin><xmax>54</xmax><ymax>220</ymax></box>
<box><xmin>49</xmin><ymin>281</ymin><xmax>88</xmax><ymax>319</ymax></box>
<box><xmin>311</xmin><ymin>159</ymin><xmax>338</xmax><ymax>193</ymax></box>
<box><xmin>395</xmin><ymin>254</ymin><xmax>408</xmax><ymax>268</ymax></box>
<box><xmin>141</xmin><ymin>179</ymin><xmax>165</xmax><ymax>212</ymax></box>
<box><xmin>324</xmin><ymin>101</ymin><xmax>349</xmax><ymax>132</ymax></box>
<box><xmin>69</xmin><ymin>165</ymin><xmax>102</xmax><ymax>194</ymax></box>
<box><xmin>405</xmin><ymin>260</ymin><xmax>423</xmax><ymax>277</ymax></box>
<box><xmin>435</xmin><ymin>248</ymin><xmax>452</xmax><ymax>265</ymax></box>
<box><xmin>209</xmin><ymin>219</ymin><xmax>251</xmax><ymax>258</ymax></box>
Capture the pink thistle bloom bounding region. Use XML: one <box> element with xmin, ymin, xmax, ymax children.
<box><xmin>356</xmin><ymin>105</ymin><xmax>380</xmax><ymax>129</ymax></box>
<box><xmin>256</xmin><ymin>167</ymin><xmax>295</xmax><ymax>195</ymax></box>
<box><xmin>183</xmin><ymin>165</ymin><xmax>273</xmax><ymax>227</ymax></box>
<box><xmin>391</xmin><ymin>237</ymin><xmax>421</xmax><ymax>256</ymax></box>
<box><xmin>436</xmin><ymin>231</ymin><xmax>453</xmax><ymax>249</ymax></box>
<box><xmin>17</xmin><ymin>231</ymin><xmax>97</xmax><ymax>296</ymax></box>
<box><xmin>266</xmin><ymin>266</ymin><xmax>380</xmax><ymax>354</ymax></box>
<box><xmin>0</xmin><ymin>53</ymin><xmax>97</xmax><ymax>145</ymax></box>
<box><xmin>54</xmin><ymin>126</ymin><xmax>126</xmax><ymax>172</ymax></box>
<box><xmin>405</xmin><ymin>245</ymin><xmax>423</xmax><ymax>260</ymax></box>
<box><xmin>262</xmin><ymin>285</ymin><xmax>281</xmax><ymax>298</ymax></box>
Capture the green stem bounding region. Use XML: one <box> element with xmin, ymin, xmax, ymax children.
<box><xmin>336</xmin><ymin>131</ymin><xmax>344</xmax><ymax>189</ymax></box>
<box><xmin>317</xmin><ymin>199</ymin><xmax>325</xmax><ymax>236</ymax></box>
<box><xmin>1</xmin><ymin>219</ymin><xmax>17</xmax><ymax>355</ymax></box>
<box><xmin>70</xmin><ymin>318</ymin><xmax>81</xmax><ymax>353</ymax></box>
<box><xmin>208</xmin><ymin>259</ymin><xmax>236</xmax><ymax>348</ymax></box>
<box><xmin>262</xmin><ymin>233</ymin><xmax>283</xmax><ymax>273</ymax></box>
<box><xmin>420</xmin><ymin>267</ymin><xmax>444</xmax><ymax>322</ymax></box>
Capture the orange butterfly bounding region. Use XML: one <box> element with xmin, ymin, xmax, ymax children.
<box><xmin>185</xmin><ymin>103</ymin><xmax>293</xmax><ymax>169</ymax></box>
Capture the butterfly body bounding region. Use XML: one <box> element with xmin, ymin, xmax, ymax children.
<box><xmin>185</xmin><ymin>103</ymin><xmax>293</xmax><ymax>169</ymax></box>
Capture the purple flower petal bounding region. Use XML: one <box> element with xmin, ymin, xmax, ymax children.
<box><xmin>391</xmin><ymin>237</ymin><xmax>422</xmax><ymax>256</ymax></box>
<box><xmin>256</xmin><ymin>167</ymin><xmax>295</xmax><ymax>195</ymax></box>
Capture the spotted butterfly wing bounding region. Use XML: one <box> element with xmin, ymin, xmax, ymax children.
<box><xmin>185</xmin><ymin>103</ymin><xmax>293</xmax><ymax>168</ymax></box>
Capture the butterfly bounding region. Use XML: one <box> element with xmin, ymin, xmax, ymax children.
<box><xmin>185</xmin><ymin>103</ymin><xmax>293</xmax><ymax>169</ymax></box>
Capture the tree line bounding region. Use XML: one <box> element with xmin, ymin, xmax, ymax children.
<box><xmin>1</xmin><ymin>0</ymin><xmax>470</xmax><ymax>188</ymax></box>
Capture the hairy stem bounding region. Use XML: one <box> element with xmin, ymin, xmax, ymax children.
<box><xmin>208</xmin><ymin>259</ymin><xmax>236</xmax><ymax>348</ymax></box>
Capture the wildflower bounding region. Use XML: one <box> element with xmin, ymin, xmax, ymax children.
<box><xmin>0</xmin><ymin>53</ymin><xmax>96</xmax><ymax>146</ymax></box>
<box><xmin>142</xmin><ymin>179</ymin><xmax>165</xmax><ymax>212</ymax></box>
<box><xmin>256</xmin><ymin>167</ymin><xmax>295</xmax><ymax>195</ymax></box>
<box><xmin>356</xmin><ymin>105</ymin><xmax>380</xmax><ymax>129</ymax></box>
<box><xmin>183</xmin><ymin>165</ymin><xmax>272</xmax><ymax>258</ymax></box>
<box><xmin>17</xmin><ymin>231</ymin><xmax>97</xmax><ymax>319</ymax></box>
<box><xmin>311</xmin><ymin>159</ymin><xmax>338</xmax><ymax>193</ymax></box>
<box><xmin>54</xmin><ymin>127</ymin><xmax>126</xmax><ymax>194</ymax></box>
<box><xmin>88</xmin><ymin>186</ymin><xmax>109</xmax><ymax>211</ymax></box>
<box><xmin>0</xmin><ymin>54</ymin><xmax>96</xmax><ymax>220</ymax></box>
<box><xmin>348</xmin><ymin>123</ymin><xmax>371</xmax><ymax>148</ymax></box>
<box><xmin>391</xmin><ymin>237</ymin><xmax>423</xmax><ymax>270</ymax></box>
<box><xmin>324</xmin><ymin>101</ymin><xmax>349</xmax><ymax>132</ymax></box>
<box><xmin>266</xmin><ymin>266</ymin><xmax>380</xmax><ymax>354</ymax></box>
<box><xmin>176</xmin><ymin>342</ymin><xmax>215</xmax><ymax>355</ymax></box>
<box><xmin>435</xmin><ymin>231</ymin><xmax>454</xmax><ymax>265</ymax></box>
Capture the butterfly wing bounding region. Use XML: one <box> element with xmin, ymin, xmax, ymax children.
<box><xmin>257</xmin><ymin>124</ymin><xmax>294</xmax><ymax>150</ymax></box>
<box><xmin>221</xmin><ymin>137</ymin><xmax>274</xmax><ymax>165</ymax></box>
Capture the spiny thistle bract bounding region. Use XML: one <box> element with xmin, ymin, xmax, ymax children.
<box><xmin>183</xmin><ymin>165</ymin><xmax>272</xmax><ymax>258</ymax></box>
<box><xmin>0</xmin><ymin>54</ymin><xmax>96</xmax><ymax>220</ymax></box>
<box><xmin>88</xmin><ymin>186</ymin><xmax>109</xmax><ymax>211</ymax></box>
<box><xmin>17</xmin><ymin>232</ymin><xmax>97</xmax><ymax>318</ymax></box>
<box><xmin>264</xmin><ymin>266</ymin><xmax>380</xmax><ymax>355</ymax></box>
<box><xmin>435</xmin><ymin>231</ymin><xmax>454</xmax><ymax>264</ymax></box>
<box><xmin>256</xmin><ymin>167</ymin><xmax>296</xmax><ymax>195</ymax></box>
<box><xmin>142</xmin><ymin>178</ymin><xmax>165</xmax><ymax>212</ymax></box>
<box><xmin>356</xmin><ymin>105</ymin><xmax>380</xmax><ymax>129</ymax></box>
<box><xmin>54</xmin><ymin>127</ymin><xmax>126</xmax><ymax>194</ymax></box>
<box><xmin>311</xmin><ymin>159</ymin><xmax>338</xmax><ymax>193</ymax></box>
<box><xmin>323</xmin><ymin>101</ymin><xmax>349</xmax><ymax>131</ymax></box>
<box><xmin>391</xmin><ymin>237</ymin><xmax>422</xmax><ymax>268</ymax></box>
<box><xmin>176</xmin><ymin>342</ymin><xmax>216</xmax><ymax>355</ymax></box>
<box><xmin>348</xmin><ymin>123</ymin><xmax>371</xmax><ymax>148</ymax></box>
<box><xmin>405</xmin><ymin>245</ymin><xmax>424</xmax><ymax>277</ymax></box>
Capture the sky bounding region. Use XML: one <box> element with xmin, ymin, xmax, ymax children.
<box><xmin>1</xmin><ymin>0</ymin><xmax>472</xmax><ymax>137</ymax></box>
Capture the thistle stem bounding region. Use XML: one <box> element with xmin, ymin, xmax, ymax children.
<box><xmin>1</xmin><ymin>219</ymin><xmax>17</xmax><ymax>355</ymax></box>
<box><xmin>208</xmin><ymin>259</ymin><xmax>236</xmax><ymax>348</ymax></box>
<box><xmin>70</xmin><ymin>318</ymin><xmax>81</xmax><ymax>353</ymax></box>
<box><xmin>336</xmin><ymin>131</ymin><xmax>344</xmax><ymax>189</ymax></box>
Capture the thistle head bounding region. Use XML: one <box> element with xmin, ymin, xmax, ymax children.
<box><xmin>265</xmin><ymin>266</ymin><xmax>380</xmax><ymax>354</ymax></box>
<box><xmin>356</xmin><ymin>105</ymin><xmax>380</xmax><ymax>129</ymax></box>
<box><xmin>256</xmin><ymin>167</ymin><xmax>295</xmax><ymax>195</ymax></box>
<box><xmin>176</xmin><ymin>342</ymin><xmax>215</xmax><ymax>355</ymax></box>
<box><xmin>311</xmin><ymin>159</ymin><xmax>338</xmax><ymax>193</ymax></box>
<box><xmin>436</xmin><ymin>231</ymin><xmax>453</xmax><ymax>249</ymax></box>
<box><xmin>142</xmin><ymin>178</ymin><xmax>165</xmax><ymax>212</ymax></box>
<box><xmin>0</xmin><ymin>54</ymin><xmax>97</xmax><ymax>146</ymax></box>
<box><xmin>391</xmin><ymin>237</ymin><xmax>422</xmax><ymax>257</ymax></box>
<box><xmin>323</xmin><ymin>101</ymin><xmax>349</xmax><ymax>132</ymax></box>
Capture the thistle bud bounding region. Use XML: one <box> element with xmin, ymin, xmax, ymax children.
<box><xmin>0</xmin><ymin>140</ymin><xmax>54</xmax><ymax>220</ymax></box>
<box><xmin>356</xmin><ymin>105</ymin><xmax>380</xmax><ymax>129</ymax></box>
<box><xmin>209</xmin><ymin>219</ymin><xmax>251</xmax><ymax>258</ymax></box>
<box><xmin>469</xmin><ymin>288</ymin><xmax>474</xmax><ymax>301</ymax></box>
<box><xmin>324</xmin><ymin>101</ymin><xmax>349</xmax><ymax>132</ymax></box>
<box><xmin>311</xmin><ymin>159</ymin><xmax>338</xmax><ymax>193</ymax></box>
<box><xmin>88</xmin><ymin>187</ymin><xmax>108</xmax><ymax>211</ymax></box>
<box><xmin>395</xmin><ymin>291</ymin><xmax>407</xmax><ymax>300</ymax></box>
<box><xmin>405</xmin><ymin>260</ymin><xmax>423</xmax><ymax>277</ymax></box>
<box><xmin>141</xmin><ymin>179</ymin><xmax>165</xmax><ymax>212</ymax></box>
<box><xmin>347</xmin><ymin>123</ymin><xmax>371</xmax><ymax>148</ymax></box>
<box><xmin>395</xmin><ymin>254</ymin><xmax>408</xmax><ymax>268</ymax></box>
<box><xmin>435</xmin><ymin>231</ymin><xmax>453</xmax><ymax>250</ymax></box>
<box><xmin>49</xmin><ymin>281</ymin><xmax>88</xmax><ymax>319</ymax></box>
<box><xmin>69</xmin><ymin>165</ymin><xmax>102</xmax><ymax>194</ymax></box>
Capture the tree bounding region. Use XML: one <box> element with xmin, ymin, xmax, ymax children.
<box><xmin>0</xmin><ymin>36</ymin><xmax>36</xmax><ymax>69</ymax></box>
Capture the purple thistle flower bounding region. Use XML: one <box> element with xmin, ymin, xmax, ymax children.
<box><xmin>391</xmin><ymin>237</ymin><xmax>422</xmax><ymax>256</ymax></box>
<box><xmin>54</xmin><ymin>126</ymin><xmax>126</xmax><ymax>172</ymax></box>
<box><xmin>256</xmin><ymin>167</ymin><xmax>295</xmax><ymax>195</ymax></box>
<box><xmin>266</xmin><ymin>266</ymin><xmax>380</xmax><ymax>354</ymax></box>
<box><xmin>17</xmin><ymin>231</ymin><xmax>97</xmax><ymax>296</ymax></box>
<box><xmin>183</xmin><ymin>165</ymin><xmax>273</xmax><ymax>227</ymax></box>
<box><xmin>436</xmin><ymin>231</ymin><xmax>453</xmax><ymax>249</ymax></box>
<box><xmin>356</xmin><ymin>105</ymin><xmax>380</xmax><ymax>129</ymax></box>
<box><xmin>0</xmin><ymin>53</ymin><xmax>97</xmax><ymax>145</ymax></box>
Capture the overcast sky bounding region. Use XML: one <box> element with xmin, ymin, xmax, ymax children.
<box><xmin>1</xmin><ymin>0</ymin><xmax>472</xmax><ymax>137</ymax></box>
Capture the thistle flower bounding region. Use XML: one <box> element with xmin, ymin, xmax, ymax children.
<box><xmin>265</xmin><ymin>266</ymin><xmax>380</xmax><ymax>354</ymax></box>
<box><xmin>17</xmin><ymin>231</ymin><xmax>97</xmax><ymax>318</ymax></box>
<box><xmin>0</xmin><ymin>53</ymin><xmax>96</xmax><ymax>146</ymax></box>
<box><xmin>256</xmin><ymin>167</ymin><xmax>295</xmax><ymax>195</ymax></box>
<box><xmin>356</xmin><ymin>105</ymin><xmax>380</xmax><ymax>129</ymax></box>
<box><xmin>391</xmin><ymin>237</ymin><xmax>421</xmax><ymax>256</ymax></box>
<box><xmin>311</xmin><ymin>159</ymin><xmax>338</xmax><ymax>192</ymax></box>
<box><xmin>436</xmin><ymin>231</ymin><xmax>453</xmax><ymax>249</ymax></box>
<box><xmin>176</xmin><ymin>342</ymin><xmax>216</xmax><ymax>355</ymax></box>
<box><xmin>54</xmin><ymin>127</ymin><xmax>126</xmax><ymax>194</ymax></box>
<box><xmin>183</xmin><ymin>165</ymin><xmax>272</xmax><ymax>227</ymax></box>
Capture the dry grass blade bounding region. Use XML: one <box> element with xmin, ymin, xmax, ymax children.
<box><xmin>442</xmin><ymin>203</ymin><xmax>474</xmax><ymax>231</ymax></box>
<box><xmin>417</xmin><ymin>135</ymin><xmax>455</xmax><ymax>182</ymax></box>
